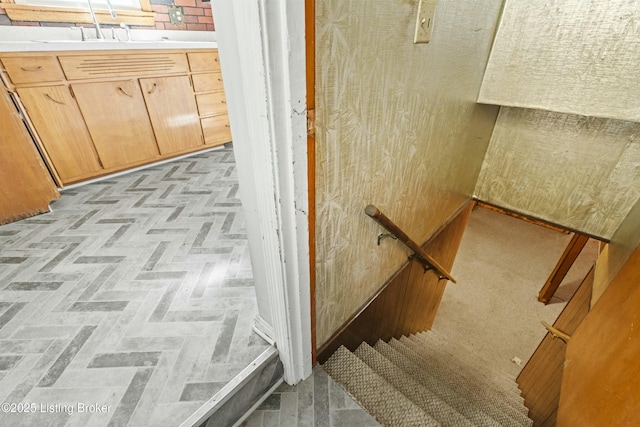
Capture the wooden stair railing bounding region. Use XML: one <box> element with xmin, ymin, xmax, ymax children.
<box><xmin>538</xmin><ymin>233</ymin><xmax>590</xmax><ymax>304</ymax></box>
<box><xmin>365</xmin><ymin>204</ymin><xmax>456</xmax><ymax>283</ymax></box>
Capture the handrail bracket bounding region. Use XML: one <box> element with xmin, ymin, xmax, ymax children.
<box><xmin>377</xmin><ymin>233</ymin><xmax>397</xmax><ymax>246</ymax></box>
<box><xmin>365</xmin><ymin>204</ymin><xmax>456</xmax><ymax>283</ymax></box>
<box><xmin>541</xmin><ymin>320</ymin><xmax>571</xmax><ymax>343</ymax></box>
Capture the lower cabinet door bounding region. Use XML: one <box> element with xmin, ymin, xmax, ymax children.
<box><xmin>140</xmin><ymin>76</ymin><xmax>203</xmax><ymax>155</ymax></box>
<box><xmin>17</xmin><ymin>85</ymin><xmax>103</xmax><ymax>184</ymax></box>
<box><xmin>0</xmin><ymin>87</ymin><xmax>59</xmax><ymax>224</ymax></box>
<box><xmin>72</xmin><ymin>80</ymin><xmax>160</xmax><ymax>169</ymax></box>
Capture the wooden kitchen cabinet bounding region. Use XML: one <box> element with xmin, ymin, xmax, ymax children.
<box><xmin>191</xmin><ymin>72</ymin><xmax>223</xmax><ymax>93</ymax></box>
<box><xmin>17</xmin><ymin>85</ymin><xmax>103</xmax><ymax>182</ymax></box>
<box><xmin>187</xmin><ymin>51</ymin><xmax>220</xmax><ymax>72</ymax></box>
<box><xmin>189</xmin><ymin>50</ymin><xmax>231</xmax><ymax>148</ymax></box>
<box><xmin>140</xmin><ymin>76</ymin><xmax>203</xmax><ymax>155</ymax></box>
<box><xmin>1</xmin><ymin>56</ymin><xmax>64</xmax><ymax>84</ymax></box>
<box><xmin>201</xmin><ymin>114</ymin><xmax>232</xmax><ymax>146</ymax></box>
<box><xmin>71</xmin><ymin>80</ymin><xmax>159</xmax><ymax>169</ymax></box>
<box><xmin>0</xmin><ymin>87</ymin><xmax>59</xmax><ymax>224</ymax></box>
<box><xmin>1</xmin><ymin>48</ymin><xmax>231</xmax><ymax>185</ymax></box>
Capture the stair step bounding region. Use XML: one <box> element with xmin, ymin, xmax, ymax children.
<box><xmin>323</xmin><ymin>346</ymin><xmax>440</xmax><ymax>427</ymax></box>
<box><xmin>398</xmin><ymin>337</ymin><xmax>532</xmax><ymax>426</ymax></box>
<box><xmin>353</xmin><ymin>342</ymin><xmax>472</xmax><ymax>427</ymax></box>
<box><xmin>374</xmin><ymin>340</ymin><xmax>502</xmax><ymax>426</ymax></box>
<box><xmin>408</xmin><ymin>334</ymin><xmax>527</xmax><ymax>412</ymax></box>
<box><xmin>413</xmin><ymin>332</ymin><xmax>526</xmax><ymax>409</ymax></box>
<box><xmin>418</xmin><ymin>331</ymin><xmax>521</xmax><ymax>389</ymax></box>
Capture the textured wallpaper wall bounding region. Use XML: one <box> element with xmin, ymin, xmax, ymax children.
<box><xmin>475</xmin><ymin>107</ymin><xmax>640</xmax><ymax>239</ymax></box>
<box><xmin>315</xmin><ymin>0</ymin><xmax>503</xmax><ymax>346</ymax></box>
<box><xmin>479</xmin><ymin>0</ymin><xmax>640</xmax><ymax>122</ymax></box>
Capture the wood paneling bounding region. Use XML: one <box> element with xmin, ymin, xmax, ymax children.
<box><xmin>17</xmin><ymin>85</ymin><xmax>103</xmax><ymax>182</ymax></box>
<box><xmin>557</xmin><ymin>243</ymin><xmax>640</xmax><ymax>426</ymax></box>
<box><xmin>306</xmin><ymin>0</ymin><xmax>317</xmax><ymax>364</ymax></box>
<box><xmin>476</xmin><ymin>201</ymin><xmax>570</xmax><ymax>235</ymax></box>
<box><xmin>0</xmin><ymin>88</ymin><xmax>59</xmax><ymax>224</ymax></box>
<box><xmin>317</xmin><ymin>202</ymin><xmax>473</xmax><ymax>363</ymax></box>
<box><xmin>517</xmin><ymin>267</ymin><xmax>594</xmax><ymax>427</ymax></box>
<box><xmin>140</xmin><ymin>76</ymin><xmax>203</xmax><ymax>155</ymax></box>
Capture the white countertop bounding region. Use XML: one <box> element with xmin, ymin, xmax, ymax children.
<box><xmin>0</xmin><ymin>27</ymin><xmax>216</xmax><ymax>52</ymax></box>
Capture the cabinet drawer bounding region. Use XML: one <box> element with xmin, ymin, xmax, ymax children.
<box><xmin>187</xmin><ymin>51</ymin><xmax>220</xmax><ymax>72</ymax></box>
<box><xmin>2</xmin><ymin>56</ymin><xmax>64</xmax><ymax>84</ymax></box>
<box><xmin>58</xmin><ymin>53</ymin><xmax>188</xmax><ymax>80</ymax></box>
<box><xmin>202</xmin><ymin>115</ymin><xmax>232</xmax><ymax>146</ymax></box>
<box><xmin>192</xmin><ymin>72</ymin><xmax>223</xmax><ymax>93</ymax></box>
<box><xmin>196</xmin><ymin>91</ymin><xmax>227</xmax><ymax>116</ymax></box>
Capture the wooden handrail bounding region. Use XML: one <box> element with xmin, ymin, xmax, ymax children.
<box><xmin>541</xmin><ymin>321</ymin><xmax>571</xmax><ymax>343</ymax></box>
<box><xmin>365</xmin><ymin>204</ymin><xmax>456</xmax><ymax>283</ymax></box>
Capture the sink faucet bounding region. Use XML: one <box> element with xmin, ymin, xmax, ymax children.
<box><xmin>85</xmin><ymin>0</ymin><xmax>117</xmax><ymax>40</ymax></box>
<box><xmin>120</xmin><ymin>23</ymin><xmax>132</xmax><ymax>42</ymax></box>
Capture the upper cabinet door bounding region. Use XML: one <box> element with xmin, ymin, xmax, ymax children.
<box><xmin>17</xmin><ymin>86</ymin><xmax>103</xmax><ymax>184</ymax></box>
<box><xmin>71</xmin><ymin>80</ymin><xmax>160</xmax><ymax>169</ymax></box>
<box><xmin>140</xmin><ymin>76</ymin><xmax>203</xmax><ymax>155</ymax></box>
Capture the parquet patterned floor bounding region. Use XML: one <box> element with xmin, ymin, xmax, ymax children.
<box><xmin>0</xmin><ymin>146</ymin><xmax>269</xmax><ymax>427</ymax></box>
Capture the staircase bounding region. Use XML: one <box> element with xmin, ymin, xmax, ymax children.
<box><xmin>322</xmin><ymin>331</ymin><xmax>533</xmax><ymax>427</ymax></box>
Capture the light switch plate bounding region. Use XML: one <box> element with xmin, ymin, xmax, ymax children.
<box><xmin>414</xmin><ymin>0</ymin><xmax>436</xmax><ymax>44</ymax></box>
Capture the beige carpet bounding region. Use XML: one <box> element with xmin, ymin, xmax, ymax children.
<box><xmin>433</xmin><ymin>205</ymin><xmax>599</xmax><ymax>377</ymax></box>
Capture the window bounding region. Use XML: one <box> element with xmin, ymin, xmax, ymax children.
<box><xmin>1</xmin><ymin>0</ymin><xmax>155</xmax><ymax>26</ymax></box>
<box><xmin>13</xmin><ymin>0</ymin><xmax>141</xmax><ymax>11</ymax></box>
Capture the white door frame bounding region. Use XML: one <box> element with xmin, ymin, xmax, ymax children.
<box><xmin>211</xmin><ymin>0</ymin><xmax>312</xmax><ymax>384</ymax></box>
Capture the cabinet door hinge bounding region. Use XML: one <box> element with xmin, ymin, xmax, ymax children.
<box><xmin>307</xmin><ymin>108</ymin><xmax>315</xmax><ymax>138</ymax></box>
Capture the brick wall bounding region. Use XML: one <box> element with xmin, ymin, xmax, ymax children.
<box><xmin>0</xmin><ymin>0</ymin><xmax>214</xmax><ymax>31</ymax></box>
<box><xmin>151</xmin><ymin>0</ymin><xmax>213</xmax><ymax>31</ymax></box>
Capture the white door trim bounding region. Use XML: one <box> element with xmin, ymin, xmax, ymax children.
<box><xmin>211</xmin><ymin>0</ymin><xmax>312</xmax><ymax>384</ymax></box>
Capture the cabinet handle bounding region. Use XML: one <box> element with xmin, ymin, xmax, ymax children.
<box><xmin>20</xmin><ymin>66</ymin><xmax>43</xmax><ymax>72</ymax></box>
<box><xmin>147</xmin><ymin>83</ymin><xmax>157</xmax><ymax>95</ymax></box>
<box><xmin>45</xmin><ymin>93</ymin><xmax>66</xmax><ymax>105</ymax></box>
<box><xmin>118</xmin><ymin>86</ymin><xmax>134</xmax><ymax>97</ymax></box>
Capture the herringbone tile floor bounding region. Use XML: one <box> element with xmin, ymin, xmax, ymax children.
<box><xmin>0</xmin><ymin>145</ymin><xmax>269</xmax><ymax>427</ymax></box>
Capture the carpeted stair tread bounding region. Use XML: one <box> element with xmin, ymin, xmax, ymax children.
<box><xmin>414</xmin><ymin>332</ymin><xmax>528</xmax><ymax>416</ymax></box>
<box><xmin>322</xmin><ymin>333</ymin><xmax>533</xmax><ymax>427</ymax></box>
<box><xmin>418</xmin><ymin>331</ymin><xmax>518</xmax><ymax>382</ymax></box>
<box><xmin>323</xmin><ymin>346</ymin><xmax>440</xmax><ymax>427</ymax></box>
<box><xmin>418</xmin><ymin>331</ymin><xmax>521</xmax><ymax>389</ymax></box>
<box><xmin>374</xmin><ymin>340</ymin><xmax>502</xmax><ymax>427</ymax></box>
<box><xmin>408</xmin><ymin>335</ymin><xmax>527</xmax><ymax>417</ymax></box>
<box><xmin>399</xmin><ymin>336</ymin><xmax>532</xmax><ymax>425</ymax></box>
<box><xmin>353</xmin><ymin>342</ymin><xmax>472</xmax><ymax>427</ymax></box>
<box><xmin>412</xmin><ymin>333</ymin><xmax>527</xmax><ymax>410</ymax></box>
